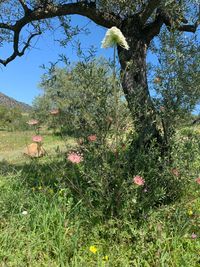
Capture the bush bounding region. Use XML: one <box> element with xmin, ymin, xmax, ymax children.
<box><xmin>0</xmin><ymin>105</ymin><xmax>29</xmax><ymax>131</ymax></box>
<box><xmin>33</xmin><ymin>58</ymin><xmax>130</xmax><ymax>137</ymax></box>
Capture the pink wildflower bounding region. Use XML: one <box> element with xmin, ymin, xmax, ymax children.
<box><xmin>171</xmin><ymin>168</ymin><xmax>179</xmax><ymax>177</ymax></box>
<box><xmin>50</xmin><ymin>109</ymin><xmax>59</xmax><ymax>115</ymax></box>
<box><xmin>67</xmin><ymin>152</ymin><xmax>83</xmax><ymax>164</ymax></box>
<box><xmin>88</xmin><ymin>134</ymin><xmax>97</xmax><ymax>142</ymax></box>
<box><xmin>27</xmin><ymin>119</ymin><xmax>39</xmax><ymax>126</ymax></box>
<box><xmin>191</xmin><ymin>233</ymin><xmax>197</xmax><ymax>239</ymax></box>
<box><xmin>133</xmin><ymin>175</ymin><xmax>145</xmax><ymax>186</ymax></box>
<box><xmin>32</xmin><ymin>135</ymin><xmax>43</xmax><ymax>143</ymax></box>
<box><xmin>196</xmin><ymin>177</ymin><xmax>200</xmax><ymax>184</ymax></box>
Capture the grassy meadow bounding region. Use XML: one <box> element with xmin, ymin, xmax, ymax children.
<box><xmin>0</xmin><ymin>1</ymin><xmax>199</xmax><ymax>266</ymax></box>
<box><xmin>1</xmin><ymin>128</ymin><xmax>200</xmax><ymax>266</ymax></box>
<box><xmin>0</xmin><ymin>130</ymin><xmax>76</xmax><ymax>163</ymax></box>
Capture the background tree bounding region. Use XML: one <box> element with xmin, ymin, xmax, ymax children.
<box><xmin>0</xmin><ymin>105</ymin><xmax>28</xmax><ymax>131</ymax></box>
<box><xmin>151</xmin><ymin>29</ymin><xmax>200</xmax><ymax>144</ymax></box>
<box><xmin>33</xmin><ymin>58</ymin><xmax>130</xmax><ymax>138</ymax></box>
<box><xmin>0</xmin><ymin>0</ymin><xmax>199</xmax><ymax>148</ymax></box>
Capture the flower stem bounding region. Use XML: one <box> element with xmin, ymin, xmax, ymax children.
<box><xmin>113</xmin><ymin>45</ymin><xmax>118</xmax><ymax>152</ymax></box>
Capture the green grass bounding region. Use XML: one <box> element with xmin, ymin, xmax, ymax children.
<box><xmin>1</xmin><ymin>130</ymin><xmax>200</xmax><ymax>266</ymax></box>
<box><xmin>0</xmin><ymin>130</ymin><xmax>76</xmax><ymax>163</ymax></box>
<box><xmin>1</xmin><ymin>172</ymin><xmax>200</xmax><ymax>266</ymax></box>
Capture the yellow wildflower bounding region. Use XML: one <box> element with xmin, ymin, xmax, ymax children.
<box><xmin>89</xmin><ymin>245</ymin><xmax>98</xmax><ymax>254</ymax></box>
<box><xmin>188</xmin><ymin>209</ymin><xmax>193</xmax><ymax>216</ymax></box>
<box><xmin>59</xmin><ymin>189</ymin><xmax>64</xmax><ymax>195</ymax></box>
<box><xmin>102</xmin><ymin>255</ymin><xmax>109</xmax><ymax>261</ymax></box>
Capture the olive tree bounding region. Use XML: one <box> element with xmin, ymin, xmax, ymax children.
<box><xmin>0</xmin><ymin>0</ymin><xmax>199</xmax><ymax>148</ymax></box>
<box><xmin>152</xmin><ymin>29</ymin><xmax>200</xmax><ymax>143</ymax></box>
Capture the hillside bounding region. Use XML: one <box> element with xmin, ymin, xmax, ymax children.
<box><xmin>0</xmin><ymin>92</ymin><xmax>32</xmax><ymax>112</ymax></box>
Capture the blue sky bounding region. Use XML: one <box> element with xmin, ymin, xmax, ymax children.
<box><xmin>0</xmin><ymin>14</ymin><xmax>198</xmax><ymax>110</ymax></box>
<box><xmin>0</xmin><ymin>15</ymin><xmax>112</xmax><ymax>105</ymax></box>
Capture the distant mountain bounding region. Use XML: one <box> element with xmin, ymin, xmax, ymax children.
<box><xmin>0</xmin><ymin>92</ymin><xmax>32</xmax><ymax>112</ymax></box>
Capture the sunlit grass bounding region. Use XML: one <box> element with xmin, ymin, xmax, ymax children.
<box><xmin>0</xmin><ymin>130</ymin><xmax>76</xmax><ymax>163</ymax></box>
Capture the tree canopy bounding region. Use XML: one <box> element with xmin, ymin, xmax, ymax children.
<box><xmin>0</xmin><ymin>0</ymin><xmax>199</xmax><ymax>66</ymax></box>
<box><xmin>1</xmin><ymin>0</ymin><xmax>199</xmax><ymax>149</ymax></box>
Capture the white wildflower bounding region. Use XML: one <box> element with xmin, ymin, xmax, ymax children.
<box><xmin>22</xmin><ymin>210</ymin><xmax>28</xmax><ymax>215</ymax></box>
<box><xmin>101</xmin><ymin>26</ymin><xmax>129</xmax><ymax>50</ymax></box>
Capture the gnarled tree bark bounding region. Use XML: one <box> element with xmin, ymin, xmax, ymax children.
<box><xmin>117</xmin><ymin>17</ymin><xmax>164</xmax><ymax>147</ymax></box>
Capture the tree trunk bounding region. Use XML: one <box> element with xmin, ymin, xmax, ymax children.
<box><xmin>118</xmin><ymin>23</ymin><xmax>163</xmax><ymax>148</ymax></box>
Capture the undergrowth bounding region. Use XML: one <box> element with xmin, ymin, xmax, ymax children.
<box><xmin>0</xmin><ymin>127</ymin><xmax>200</xmax><ymax>266</ymax></box>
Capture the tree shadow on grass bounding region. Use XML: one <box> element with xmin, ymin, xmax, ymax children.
<box><xmin>0</xmin><ymin>160</ymin><xmax>19</xmax><ymax>176</ymax></box>
<box><xmin>0</xmin><ymin>157</ymin><xmax>67</xmax><ymax>188</ymax></box>
<box><xmin>0</xmin><ymin>146</ymin><xmax>186</xmax><ymax>221</ymax></box>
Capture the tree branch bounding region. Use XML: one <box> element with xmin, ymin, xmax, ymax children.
<box><xmin>0</xmin><ymin>1</ymin><xmax>120</xmax><ymax>66</ymax></box>
<box><xmin>143</xmin><ymin>10</ymin><xmax>164</xmax><ymax>44</ymax></box>
<box><xmin>19</xmin><ymin>31</ymin><xmax>42</xmax><ymax>56</ymax></box>
<box><xmin>18</xmin><ymin>0</ymin><xmax>30</xmax><ymax>14</ymax></box>
<box><xmin>139</xmin><ymin>0</ymin><xmax>161</xmax><ymax>25</ymax></box>
<box><xmin>0</xmin><ymin>23</ymin><xmax>14</xmax><ymax>31</ymax></box>
<box><xmin>16</xmin><ymin>2</ymin><xmax>120</xmax><ymax>29</ymax></box>
<box><xmin>0</xmin><ymin>30</ymin><xmax>41</xmax><ymax>66</ymax></box>
<box><xmin>177</xmin><ymin>22</ymin><xmax>199</xmax><ymax>33</ymax></box>
<box><xmin>162</xmin><ymin>10</ymin><xmax>199</xmax><ymax>33</ymax></box>
<box><xmin>143</xmin><ymin>7</ymin><xmax>199</xmax><ymax>44</ymax></box>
